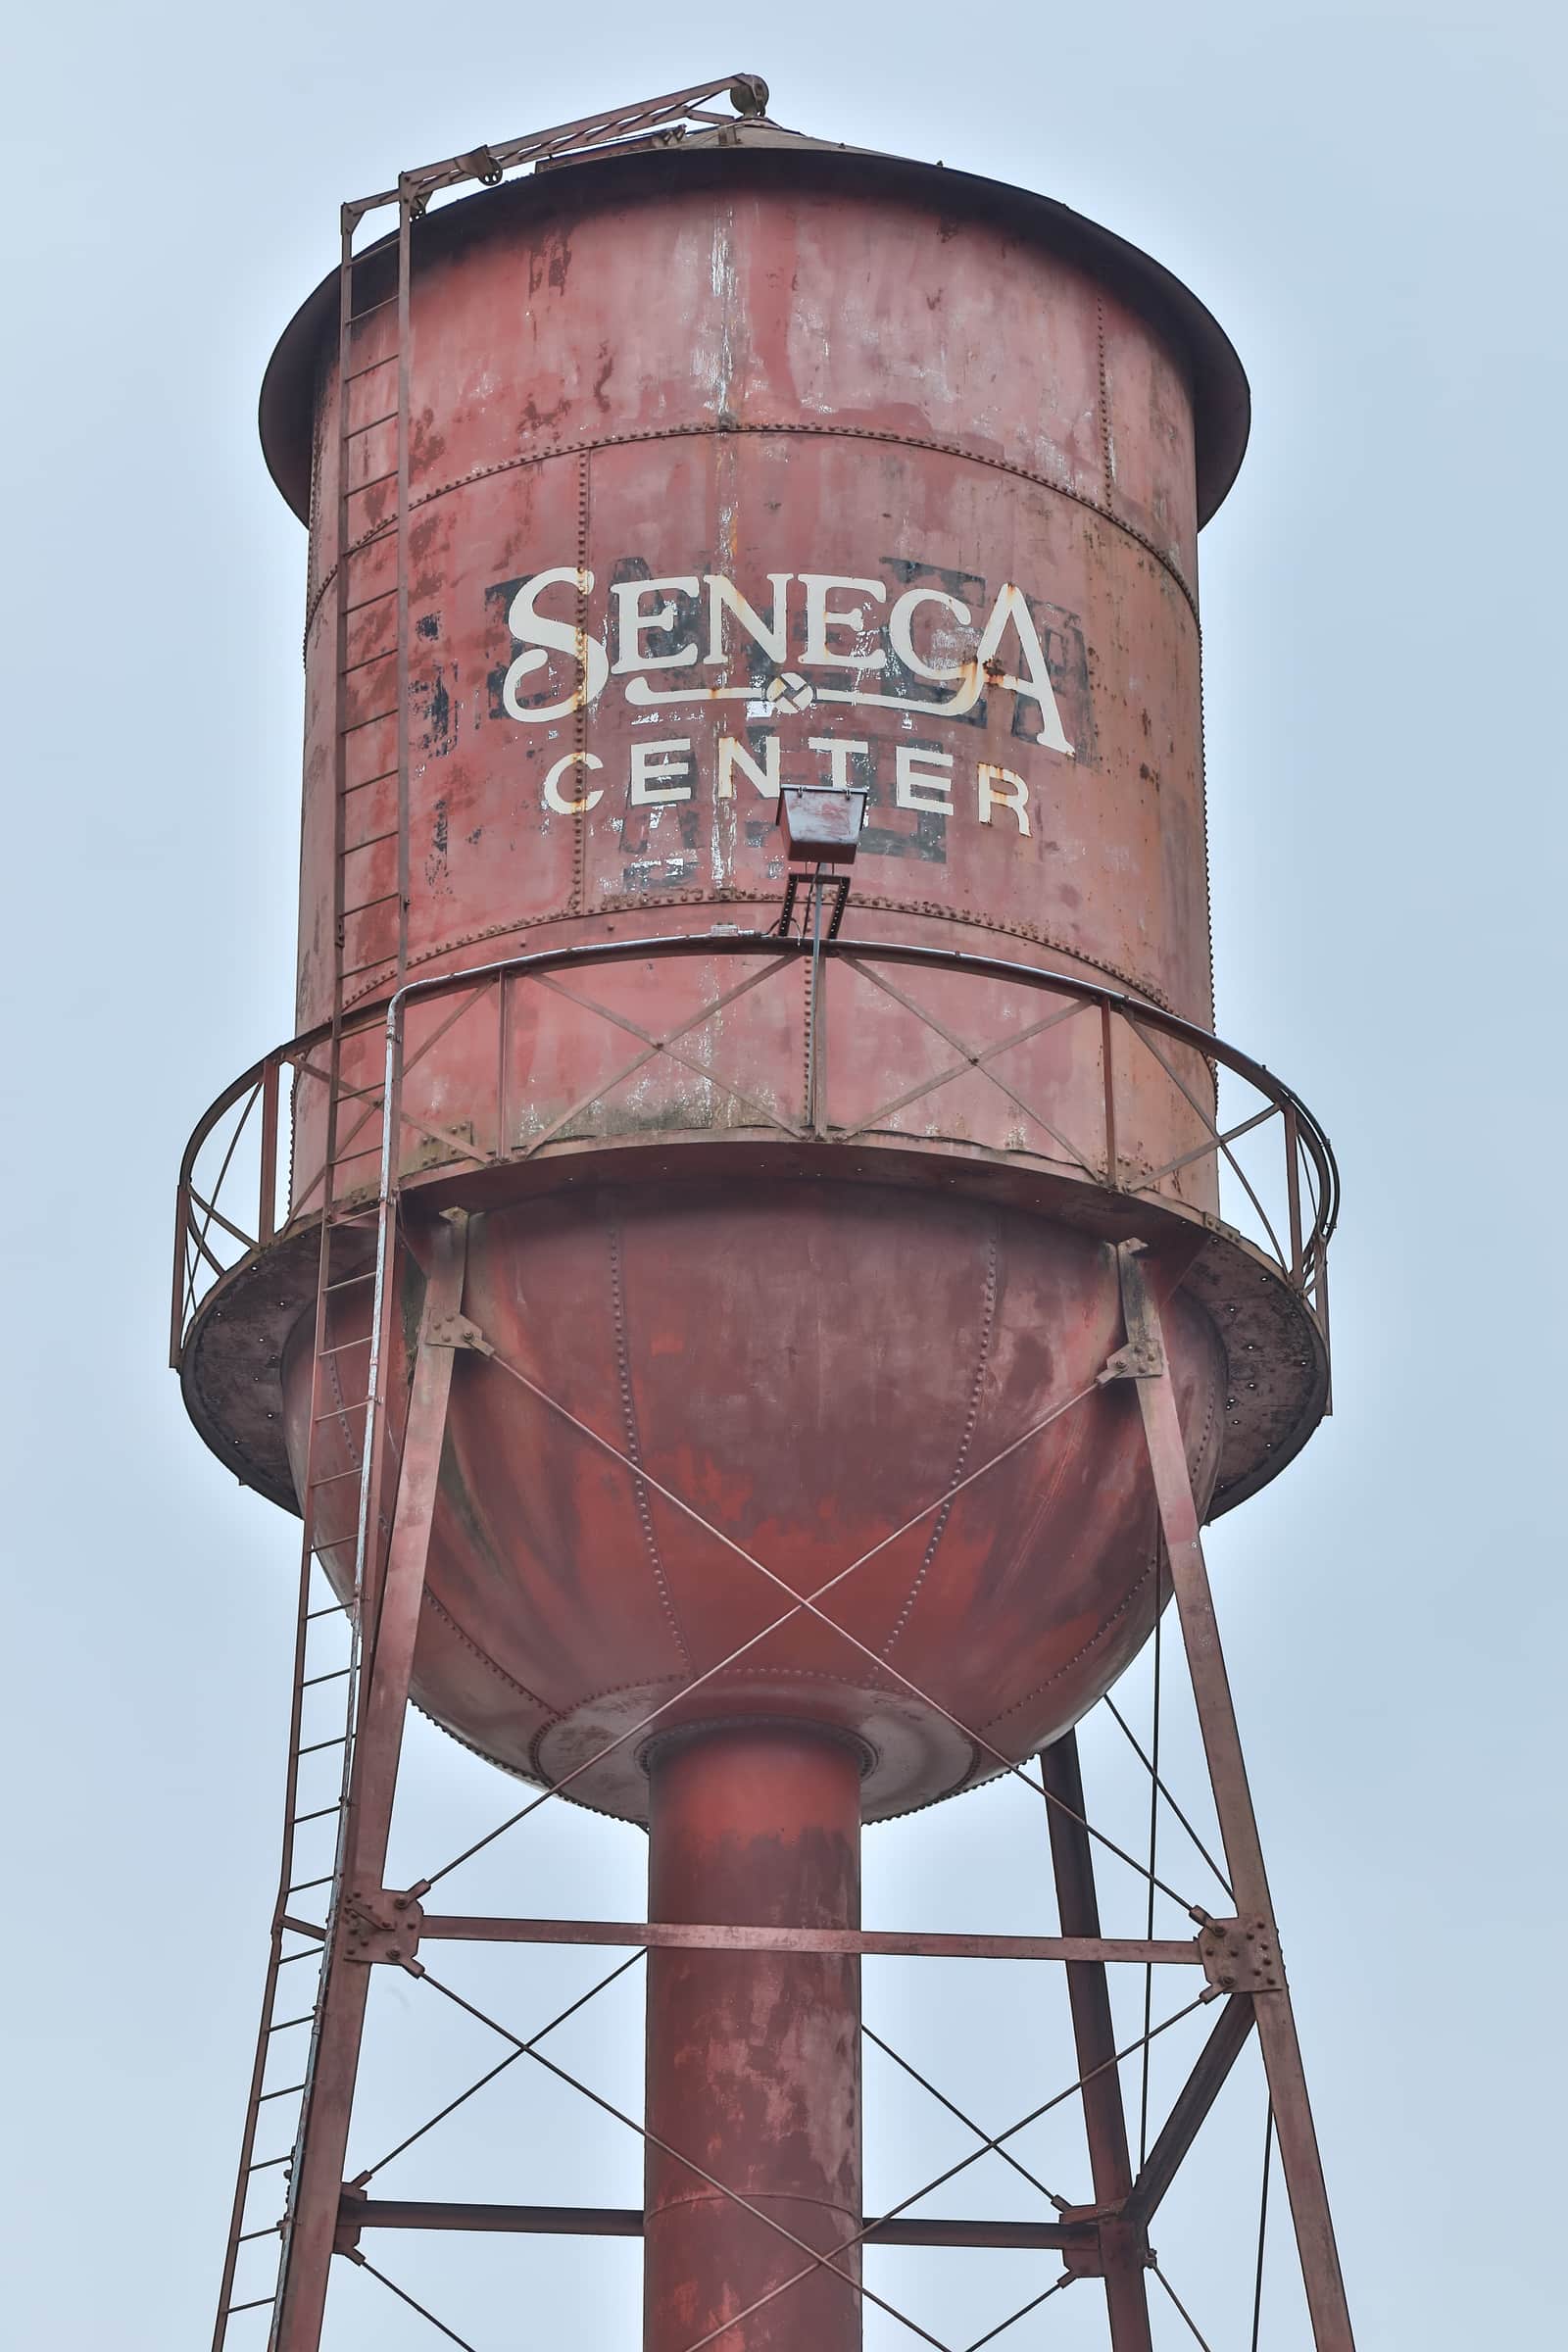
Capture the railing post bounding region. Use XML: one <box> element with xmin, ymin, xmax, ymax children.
<box><xmin>171</xmin><ymin>1179</ymin><xmax>191</xmax><ymax>1369</ymax></box>
<box><xmin>1283</xmin><ymin>1102</ymin><xmax>1303</xmax><ymax>1286</ymax></box>
<box><xmin>494</xmin><ymin>975</ymin><xmax>508</xmax><ymax>1161</ymax></box>
<box><xmin>259</xmin><ymin>1055</ymin><xmax>281</xmax><ymax>1246</ymax></box>
<box><xmin>1314</xmin><ymin>1236</ymin><xmax>1332</xmax><ymax>1415</ymax></box>
<box><xmin>1101</xmin><ymin>1000</ymin><xmax>1119</xmax><ymax>1186</ymax></box>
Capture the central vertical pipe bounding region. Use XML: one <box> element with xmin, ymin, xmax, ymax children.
<box><xmin>644</xmin><ymin>1724</ymin><xmax>863</xmax><ymax>2352</ymax></box>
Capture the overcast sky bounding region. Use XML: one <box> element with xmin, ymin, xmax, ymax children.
<box><xmin>3</xmin><ymin>5</ymin><xmax>1564</xmax><ymax>2347</ymax></box>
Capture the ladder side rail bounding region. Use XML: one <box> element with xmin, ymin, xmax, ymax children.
<box><xmin>394</xmin><ymin>190</ymin><xmax>412</xmax><ymax>982</ymax></box>
<box><xmin>224</xmin><ymin>203</ymin><xmax>412</xmax><ymax>2343</ymax></box>
<box><xmin>264</xmin><ymin>1071</ymin><xmax>406</xmax><ymax>2339</ymax></box>
<box><xmin>208</xmin><ymin>1527</ymin><xmax>320</xmax><ymax>2348</ymax></box>
<box><xmin>327</xmin><ymin>204</ymin><xmax>360</xmax><ymax>1142</ymax></box>
<box><xmin>210</xmin><ymin>1199</ymin><xmax>368</xmax><ymax>2344</ymax></box>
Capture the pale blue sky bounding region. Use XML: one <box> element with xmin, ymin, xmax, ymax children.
<box><xmin>3</xmin><ymin>5</ymin><xmax>1564</xmax><ymax>2346</ymax></box>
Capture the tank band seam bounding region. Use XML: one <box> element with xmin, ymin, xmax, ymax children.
<box><xmin>305</xmin><ymin>418</ymin><xmax>1201</xmax><ymax>647</ymax></box>
<box><xmin>649</xmin><ymin>2190</ymin><xmax>860</xmax><ymax>2222</ymax></box>
<box><xmin>882</xmin><ymin>1217</ymin><xmax>999</xmax><ymax>1657</ymax></box>
<box><xmin>337</xmin><ymin>896</ymin><xmax>1177</xmax><ymax>1017</ymax></box>
<box><xmin>421</xmin><ymin>1587</ymin><xmax>551</xmax><ymax>1714</ymax></box>
<box><xmin>608</xmin><ymin>1214</ymin><xmax>694</xmax><ymax>1671</ymax></box>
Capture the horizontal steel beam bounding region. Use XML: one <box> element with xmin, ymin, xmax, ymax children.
<box><xmin>341</xmin><ymin>2197</ymin><xmax>1096</xmax><ymax>2252</ymax></box>
<box><xmin>415</xmin><ymin>1914</ymin><xmax>1202</xmax><ymax>1965</ymax></box>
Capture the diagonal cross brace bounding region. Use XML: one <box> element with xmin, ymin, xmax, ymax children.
<box><xmin>1122</xmin><ymin>1993</ymin><xmax>1257</xmax><ymax>2234</ymax></box>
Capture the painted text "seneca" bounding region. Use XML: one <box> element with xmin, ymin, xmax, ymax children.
<box><xmin>500</xmin><ymin>566</ymin><xmax>1077</xmax><ymax>754</ymax></box>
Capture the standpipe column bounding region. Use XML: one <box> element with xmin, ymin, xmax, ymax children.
<box><xmin>644</xmin><ymin>1724</ymin><xmax>863</xmax><ymax>2352</ymax></box>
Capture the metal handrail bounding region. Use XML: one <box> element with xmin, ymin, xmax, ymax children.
<box><xmin>172</xmin><ymin>928</ymin><xmax>1339</xmax><ymax>1372</ymax></box>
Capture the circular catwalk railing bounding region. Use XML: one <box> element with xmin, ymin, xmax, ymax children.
<box><xmin>172</xmin><ymin>929</ymin><xmax>1338</xmax><ymax>1374</ymax></box>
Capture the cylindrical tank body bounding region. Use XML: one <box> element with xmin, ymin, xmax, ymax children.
<box><xmin>264</xmin><ymin>129</ymin><xmax>1246</xmax><ymax>1822</ymax></box>
<box><xmin>281</xmin><ymin>146</ymin><xmax>1220</xmax><ymax>1038</ymax></box>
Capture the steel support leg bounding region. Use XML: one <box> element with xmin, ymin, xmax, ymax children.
<box><xmin>271</xmin><ymin>1210</ymin><xmax>470</xmax><ymax>2352</ymax></box>
<box><xmin>1116</xmin><ymin>1243</ymin><xmax>1354</xmax><ymax>2351</ymax></box>
<box><xmin>1041</xmin><ymin>1732</ymin><xmax>1154</xmax><ymax>2351</ymax></box>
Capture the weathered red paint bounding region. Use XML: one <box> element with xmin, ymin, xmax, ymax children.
<box><xmin>266</xmin><ymin>142</ymin><xmax>1233</xmax><ymax>1062</ymax></box>
<box><xmin>644</xmin><ymin>1725</ymin><xmax>862</xmax><ymax>2352</ymax></box>
<box><xmin>261</xmin><ymin>128</ymin><xmax>1249</xmax><ymax>1818</ymax></box>
<box><xmin>281</xmin><ymin>1184</ymin><xmax>1223</xmax><ymax>1821</ymax></box>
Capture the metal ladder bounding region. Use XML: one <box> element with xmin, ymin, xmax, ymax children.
<box><xmin>208</xmin><ymin>1197</ymin><xmax>401</xmax><ymax>2345</ymax></box>
<box><xmin>208</xmin><ymin>173</ymin><xmax>416</xmax><ymax>2352</ymax></box>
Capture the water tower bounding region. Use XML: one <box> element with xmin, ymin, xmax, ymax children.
<box><xmin>172</xmin><ymin>75</ymin><xmax>1353</xmax><ymax>2352</ymax></box>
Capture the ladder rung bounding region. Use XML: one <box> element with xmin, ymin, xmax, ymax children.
<box><xmin>259</xmin><ymin>2081</ymin><xmax>307</xmax><ymax>2103</ymax></box>
<box><xmin>239</xmin><ymin>2224</ymin><xmax>284</xmax><ymax>2241</ymax></box>
<box><xmin>346</xmin><ymin>827</ymin><xmax>400</xmax><ymax>852</ymax></box>
<box><xmin>309</xmin><ymin>1534</ymin><xmax>357</xmax><ymax>1560</ymax></box>
<box><xmin>348</xmin><ymin>290</ymin><xmax>399</xmax><ymax>320</ymax></box>
<box><xmin>287</xmin><ymin>1876</ymin><xmax>334</xmax><ymax>1895</ymax></box>
<box><xmin>226</xmin><ymin>2293</ymin><xmax>278</xmax><ymax>2312</ymax></box>
<box><xmin>345</xmin><ymin>765</ymin><xmax>398</xmax><ymax>791</ymax></box>
<box><xmin>342</xmin><ymin>888</ymin><xmax>402</xmax><ymax>915</ymax></box>
<box><xmin>249</xmin><ymin>2152</ymin><xmax>297</xmax><ymax>2169</ymax></box>
<box><xmin>267</xmin><ymin>2014</ymin><xmax>316</xmax><ymax>2034</ymax></box>
<box><xmin>315</xmin><ymin>1333</ymin><xmax>372</xmax><ymax>1357</ymax></box>
<box><xmin>308</xmin><ymin>1464</ymin><xmax>366</xmax><ymax>1493</ymax></box>
<box><xmin>344</xmin><ymin>352</ymin><xmax>395</xmax><ymax>384</ymax></box>
<box><xmin>346</xmin><ymin>410</ymin><xmax>399</xmax><ymax>437</ymax></box>
<box><xmin>307</xmin><ymin>1600</ymin><xmax>348</xmax><ymax>1618</ymax></box>
<box><xmin>275</xmin><ymin>1949</ymin><xmax>320</xmax><ymax>1970</ymax></box>
<box><xmin>341</xmin><ymin>646</ymin><xmax>395</xmax><ymax>677</ymax></box>
<box><xmin>340</xmin><ymin>707</ymin><xmax>398</xmax><ymax>734</ymax></box>
<box><xmin>298</xmin><ymin>1734</ymin><xmax>348</xmax><ymax>1755</ymax></box>
<box><xmin>291</xmin><ymin>1802</ymin><xmax>342</xmax><ymax>1825</ymax></box>
<box><xmin>345</xmin><ymin>587</ymin><xmax>396</xmax><ymax>617</ymax></box>
<box><xmin>349</xmin><ymin>466</ymin><xmax>398</xmax><ymax>495</ymax></box>
<box><xmin>331</xmin><ymin>1083</ymin><xmax>386</xmax><ymax>1102</ymax></box>
<box><xmin>340</xmin><ymin>956</ymin><xmax>398</xmax><ymax>980</ymax></box>
<box><xmin>323</xmin><ymin>1270</ymin><xmax>377</xmax><ymax>1296</ymax></box>
<box><xmin>311</xmin><ymin>1397</ymin><xmax>368</xmax><ymax>1426</ymax></box>
<box><xmin>303</xmin><ymin>1666</ymin><xmax>352</xmax><ymax>1686</ymax></box>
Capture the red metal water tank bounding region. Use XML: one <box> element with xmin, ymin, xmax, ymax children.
<box><xmin>181</xmin><ymin>125</ymin><xmax>1322</xmax><ymax>1830</ymax></box>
